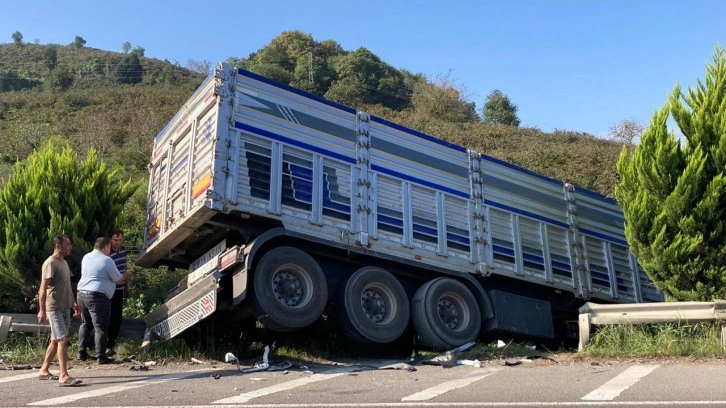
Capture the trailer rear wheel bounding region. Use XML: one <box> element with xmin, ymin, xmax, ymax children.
<box><xmin>252</xmin><ymin>247</ymin><xmax>328</xmax><ymax>332</ymax></box>
<box><xmin>412</xmin><ymin>277</ymin><xmax>481</xmax><ymax>351</ymax></box>
<box><xmin>337</xmin><ymin>267</ymin><xmax>410</xmax><ymax>345</ymax></box>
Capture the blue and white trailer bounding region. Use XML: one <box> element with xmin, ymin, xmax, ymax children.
<box><xmin>137</xmin><ymin>63</ymin><xmax>662</xmax><ymax>349</ymax></box>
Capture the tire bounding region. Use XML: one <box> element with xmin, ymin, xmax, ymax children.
<box><xmin>338</xmin><ymin>267</ymin><xmax>410</xmax><ymax>345</ymax></box>
<box><xmin>252</xmin><ymin>247</ymin><xmax>328</xmax><ymax>332</ymax></box>
<box><xmin>412</xmin><ymin>277</ymin><xmax>481</xmax><ymax>351</ymax></box>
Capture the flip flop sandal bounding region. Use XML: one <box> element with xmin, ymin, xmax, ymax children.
<box><xmin>59</xmin><ymin>378</ymin><xmax>83</xmax><ymax>387</ymax></box>
<box><xmin>38</xmin><ymin>373</ymin><xmax>59</xmax><ymax>380</ymax></box>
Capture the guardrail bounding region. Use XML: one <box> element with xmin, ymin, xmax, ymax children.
<box><xmin>578</xmin><ymin>301</ymin><xmax>726</xmax><ymax>350</ymax></box>
<box><xmin>0</xmin><ymin>313</ymin><xmax>146</xmax><ymax>346</ymax></box>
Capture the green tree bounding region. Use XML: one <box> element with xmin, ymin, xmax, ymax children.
<box><xmin>44</xmin><ymin>67</ymin><xmax>74</xmax><ymax>92</ymax></box>
<box><xmin>410</xmin><ymin>72</ymin><xmax>479</xmax><ymax>123</ymax></box>
<box><xmin>326</xmin><ymin>47</ymin><xmax>409</xmax><ymax>109</ymax></box>
<box><xmin>11</xmin><ymin>31</ymin><xmax>23</xmax><ymax>45</ymax></box>
<box><xmin>0</xmin><ymin>69</ymin><xmax>41</xmax><ymax>92</ymax></box>
<box><xmin>71</xmin><ymin>35</ymin><xmax>86</xmax><ymax>49</ymax></box>
<box><xmin>482</xmin><ymin>89</ymin><xmax>520</xmax><ymax>126</ymax></box>
<box><xmin>615</xmin><ymin>46</ymin><xmax>726</xmax><ymax>301</ymax></box>
<box><xmin>43</xmin><ymin>45</ymin><xmax>58</xmax><ymax>71</ymax></box>
<box><xmin>122</xmin><ymin>41</ymin><xmax>132</xmax><ymax>54</ymax></box>
<box><xmin>0</xmin><ymin>138</ymin><xmax>137</xmax><ymax>309</ymax></box>
<box><xmin>131</xmin><ymin>46</ymin><xmax>145</xmax><ymax>57</ymax></box>
<box><xmin>114</xmin><ymin>53</ymin><xmax>143</xmax><ymax>84</ymax></box>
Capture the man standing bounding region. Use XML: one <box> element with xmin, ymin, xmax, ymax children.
<box><xmin>106</xmin><ymin>229</ymin><xmax>129</xmax><ymax>357</ymax></box>
<box><xmin>37</xmin><ymin>234</ymin><xmax>82</xmax><ymax>386</ymax></box>
<box><xmin>77</xmin><ymin>237</ymin><xmax>133</xmax><ymax>364</ymax></box>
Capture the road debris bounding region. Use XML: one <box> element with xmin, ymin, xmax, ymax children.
<box><xmin>6</xmin><ymin>364</ymin><xmax>32</xmax><ymax>370</ymax></box>
<box><xmin>378</xmin><ymin>362</ymin><xmax>417</xmax><ymax>371</ymax></box>
<box><xmin>225</xmin><ymin>346</ymin><xmax>293</xmax><ymax>374</ymax></box>
<box><xmin>191</xmin><ymin>357</ymin><xmax>208</xmax><ymax>364</ymax></box>
<box><xmin>503</xmin><ymin>359</ymin><xmax>522</xmax><ymax>366</ymax></box>
<box><xmin>457</xmin><ymin>359</ymin><xmax>482</xmax><ymax>368</ymax></box>
<box><xmin>129</xmin><ymin>364</ymin><xmax>149</xmax><ymax>371</ymax></box>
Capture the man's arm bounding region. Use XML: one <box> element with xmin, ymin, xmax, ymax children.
<box><xmin>116</xmin><ymin>268</ymin><xmax>133</xmax><ymax>284</ymax></box>
<box><xmin>37</xmin><ymin>278</ymin><xmax>49</xmax><ymax>323</ymax></box>
<box><xmin>107</xmin><ymin>258</ymin><xmax>132</xmax><ymax>284</ymax></box>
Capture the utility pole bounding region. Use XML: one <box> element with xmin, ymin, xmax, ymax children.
<box><xmin>308</xmin><ymin>52</ymin><xmax>313</xmax><ymax>84</ymax></box>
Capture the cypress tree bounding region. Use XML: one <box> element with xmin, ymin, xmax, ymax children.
<box><xmin>0</xmin><ymin>138</ymin><xmax>136</xmax><ymax>309</ymax></box>
<box><xmin>616</xmin><ymin>46</ymin><xmax>726</xmax><ymax>300</ymax></box>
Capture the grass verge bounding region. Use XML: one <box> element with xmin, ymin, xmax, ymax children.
<box><xmin>581</xmin><ymin>322</ymin><xmax>725</xmax><ymax>358</ymax></box>
<box><xmin>4</xmin><ymin>321</ymin><xmax>723</xmax><ymax>366</ymax></box>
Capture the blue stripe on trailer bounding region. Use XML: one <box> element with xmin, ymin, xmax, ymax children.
<box><xmin>574</xmin><ymin>186</ymin><xmax>619</xmax><ymax>205</ymax></box>
<box><xmin>579</xmin><ymin>227</ymin><xmax>629</xmax><ymax>246</ymax></box>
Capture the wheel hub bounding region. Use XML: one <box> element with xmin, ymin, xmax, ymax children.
<box><xmin>361</xmin><ymin>289</ymin><xmax>386</xmax><ymax>323</ymax></box>
<box><xmin>437</xmin><ymin>298</ymin><xmax>460</xmax><ymax>330</ymax></box>
<box><xmin>272</xmin><ymin>270</ymin><xmax>303</xmax><ymax>307</ymax></box>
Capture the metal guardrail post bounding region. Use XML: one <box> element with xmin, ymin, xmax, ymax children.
<box><xmin>578</xmin><ymin>313</ymin><xmax>591</xmax><ymax>351</ymax></box>
<box><xmin>0</xmin><ymin>315</ymin><xmax>12</xmax><ymax>346</ymax></box>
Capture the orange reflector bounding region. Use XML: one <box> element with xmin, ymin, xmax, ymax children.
<box><xmin>191</xmin><ymin>171</ymin><xmax>212</xmax><ymax>199</ymax></box>
<box><xmin>220</xmin><ymin>248</ymin><xmax>238</xmax><ymax>271</ymax></box>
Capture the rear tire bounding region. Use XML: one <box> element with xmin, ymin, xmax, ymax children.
<box><xmin>252</xmin><ymin>247</ymin><xmax>328</xmax><ymax>332</ymax></box>
<box><xmin>337</xmin><ymin>267</ymin><xmax>410</xmax><ymax>345</ymax></box>
<box><xmin>412</xmin><ymin>277</ymin><xmax>481</xmax><ymax>351</ymax></box>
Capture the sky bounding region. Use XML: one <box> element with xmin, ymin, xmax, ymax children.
<box><xmin>1</xmin><ymin>0</ymin><xmax>724</xmax><ymax>137</ymax></box>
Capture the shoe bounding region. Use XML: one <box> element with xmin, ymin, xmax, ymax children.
<box><xmin>97</xmin><ymin>356</ymin><xmax>115</xmax><ymax>365</ymax></box>
<box><xmin>105</xmin><ymin>348</ymin><xmax>116</xmax><ymax>357</ymax></box>
<box><xmin>78</xmin><ymin>351</ymin><xmax>88</xmax><ymax>361</ymax></box>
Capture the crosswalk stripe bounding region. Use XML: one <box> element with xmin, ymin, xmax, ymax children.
<box><xmin>0</xmin><ymin>372</ymin><xmax>39</xmax><ymax>383</ymax></box>
<box><xmin>212</xmin><ymin>366</ymin><xmax>360</xmax><ymax>404</ymax></box>
<box><xmin>581</xmin><ymin>365</ymin><xmax>659</xmax><ymax>401</ymax></box>
<box><xmin>401</xmin><ymin>370</ymin><xmax>499</xmax><ymax>401</ymax></box>
<box><xmin>27</xmin><ymin>370</ymin><xmax>208</xmax><ymax>406</ymax></box>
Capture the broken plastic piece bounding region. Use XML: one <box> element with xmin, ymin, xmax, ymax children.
<box><xmin>457</xmin><ymin>359</ymin><xmax>482</xmax><ymax>368</ymax></box>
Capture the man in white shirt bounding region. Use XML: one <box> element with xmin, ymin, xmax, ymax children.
<box><xmin>76</xmin><ymin>237</ymin><xmax>133</xmax><ymax>364</ymax></box>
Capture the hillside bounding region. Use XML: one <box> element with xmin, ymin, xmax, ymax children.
<box><xmin>0</xmin><ymin>40</ymin><xmax>625</xmax><ymax>229</ymax></box>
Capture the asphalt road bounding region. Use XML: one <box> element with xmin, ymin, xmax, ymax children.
<box><xmin>1</xmin><ymin>356</ymin><xmax>725</xmax><ymax>407</ymax></box>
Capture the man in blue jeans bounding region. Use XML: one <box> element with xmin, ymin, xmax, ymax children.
<box><xmin>77</xmin><ymin>237</ymin><xmax>133</xmax><ymax>364</ymax></box>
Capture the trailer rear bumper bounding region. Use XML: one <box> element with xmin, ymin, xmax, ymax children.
<box><xmin>144</xmin><ymin>274</ymin><xmax>218</xmax><ymax>340</ymax></box>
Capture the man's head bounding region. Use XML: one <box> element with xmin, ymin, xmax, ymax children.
<box><xmin>94</xmin><ymin>237</ymin><xmax>112</xmax><ymax>255</ymax></box>
<box><xmin>110</xmin><ymin>229</ymin><xmax>124</xmax><ymax>252</ymax></box>
<box><xmin>52</xmin><ymin>234</ymin><xmax>72</xmax><ymax>257</ymax></box>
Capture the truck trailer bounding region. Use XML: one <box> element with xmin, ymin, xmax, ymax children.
<box><xmin>137</xmin><ymin>63</ymin><xmax>662</xmax><ymax>350</ymax></box>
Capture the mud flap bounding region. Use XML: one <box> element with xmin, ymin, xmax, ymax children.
<box><xmin>144</xmin><ymin>274</ymin><xmax>218</xmax><ymax>340</ymax></box>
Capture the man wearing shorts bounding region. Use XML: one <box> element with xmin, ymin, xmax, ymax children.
<box><xmin>37</xmin><ymin>234</ymin><xmax>82</xmax><ymax>386</ymax></box>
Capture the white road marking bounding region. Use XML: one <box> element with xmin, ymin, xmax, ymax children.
<box><xmin>0</xmin><ymin>372</ymin><xmax>39</xmax><ymax>383</ymax></box>
<box><xmin>7</xmin><ymin>401</ymin><xmax>726</xmax><ymax>407</ymax></box>
<box><xmin>401</xmin><ymin>370</ymin><xmax>498</xmax><ymax>401</ymax></box>
<box><xmin>581</xmin><ymin>365</ymin><xmax>659</xmax><ymax>401</ymax></box>
<box><xmin>27</xmin><ymin>370</ymin><xmax>208</xmax><ymax>406</ymax></box>
<box><xmin>212</xmin><ymin>366</ymin><xmax>360</xmax><ymax>404</ymax></box>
